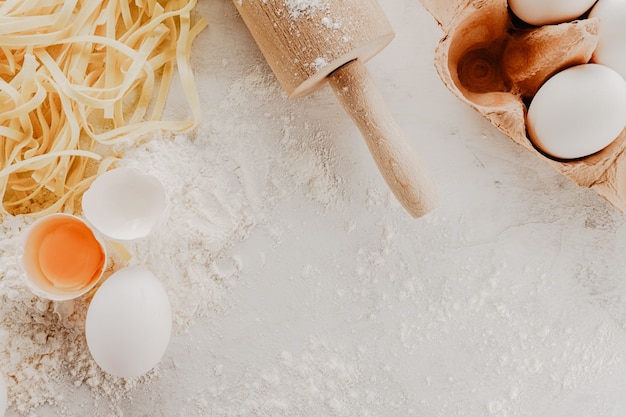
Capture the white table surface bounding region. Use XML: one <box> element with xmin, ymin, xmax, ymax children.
<box><xmin>6</xmin><ymin>0</ymin><xmax>626</xmax><ymax>416</ymax></box>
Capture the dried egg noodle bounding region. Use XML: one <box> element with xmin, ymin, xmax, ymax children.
<box><xmin>0</xmin><ymin>0</ymin><xmax>207</xmax><ymax>216</ymax></box>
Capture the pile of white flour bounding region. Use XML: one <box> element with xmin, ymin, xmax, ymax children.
<box><xmin>0</xmin><ymin>47</ymin><xmax>348</xmax><ymax>414</ymax></box>
<box><xmin>284</xmin><ymin>0</ymin><xmax>329</xmax><ymax>18</ymax></box>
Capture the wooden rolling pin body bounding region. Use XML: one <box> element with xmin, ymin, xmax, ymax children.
<box><xmin>232</xmin><ymin>0</ymin><xmax>438</xmax><ymax>217</ymax></box>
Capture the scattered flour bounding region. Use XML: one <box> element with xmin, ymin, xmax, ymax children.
<box><xmin>321</xmin><ymin>16</ymin><xmax>341</xmax><ymax>29</ymax></box>
<box><xmin>0</xmin><ymin>33</ymin><xmax>348</xmax><ymax>416</ymax></box>
<box><xmin>0</xmin><ymin>129</ymin><xmax>259</xmax><ymax>414</ymax></box>
<box><xmin>311</xmin><ymin>56</ymin><xmax>329</xmax><ymax>72</ymax></box>
<box><xmin>0</xmin><ymin>217</ymin><xmax>139</xmax><ymax>415</ymax></box>
<box><xmin>235</xmin><ymin>0</ymin><xmax>329</xmax><ymax>18</ymax></box>
<box><xmin>5</xmin><ymin>1</ymin><xmax>625</xmax><ymax>416</ymax></box>
<box><xmin>284</xmin><ymin>0</ymin><xmax>329</xmax><ymax>19</ymax></box>
<box><xmin>195</xmin><ymin>338</ymin><xmax>408</xmax><ymax>416</ymax></box>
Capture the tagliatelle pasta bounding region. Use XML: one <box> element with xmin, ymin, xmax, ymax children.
<box><xmin>0</xmin><ymin>0</ymin><xmax>207</xmax><ymax>216</ymax></box>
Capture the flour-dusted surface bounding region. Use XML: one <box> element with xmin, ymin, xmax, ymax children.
<box><xmin>284</xmin><ymin>0</ymin><xmax>329</xmax><ymax>18</ymax></box>
<box><xmin>3</xmin><ymin>1</ymin><xmax>626</xmax><ymax>416</ymax></box>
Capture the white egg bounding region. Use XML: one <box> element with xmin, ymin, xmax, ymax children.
<box><xmin>527</xmin><ymin>64</ymin><xmax>626</xmax><ymax>160</ymax></box>
<box><xmin>0</xmin><ymin>373</ymin><xmax>6</xmax><ymax>417</ymax></box>
<box><xmin>590</xmin><ymin>0</ymin><xmax>626</xmax><ymax>80</ymax></box>
<box><xmin>82</xmin><ymin>167</ymin><xmax>166</xmax><ymax>241</ymax></box>
<box><xmin>508</xmin><ymin>0</ymin><xmax>597</xmax><ymax>25</ymax></box>
<box><xmin>85</xmin><ymin>266</ymin><xmax>172</xmax><ymax>378</ymax></box>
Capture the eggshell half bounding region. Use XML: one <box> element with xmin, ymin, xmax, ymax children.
<box><xmin>82</xmin><ymin>167</ymin><xmax>166</xmax><ymax>241</ymax></box>
<box><xmin>85</xmin><ymin>266</ymin><xmax>172</xmax><ymax>378</ymax></box>
<box><xmin>17</xmin><ymin>213</ymin><xmax>107</xmax><ymax>301</ymax></box>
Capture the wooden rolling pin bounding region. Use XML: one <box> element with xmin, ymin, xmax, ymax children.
<box><xmin>232</xmin><ymin>0</ymin><xmax>438</xmax><ymax>217</ymax></box>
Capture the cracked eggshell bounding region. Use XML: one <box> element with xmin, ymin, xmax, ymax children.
<box><xmin>527</xmin><ymin>63</ymin><xmax>626</xmax><ymax>160</ymax></box>
<box><xmin>85</xmin><ymin>266</ymin><xmax>172</xmax><ymax>379</ymax></box>
<box><xmin>82</xmin><ymin>167</ymin><xmax>166</xmax><ymax>241</ymax></box>
<box><xmin>590</xmin><ymin>0</ymin><xmax>626</xmax><ymax>81</ymax></box>
<box><xmin>17</xmin><ymin>213</ymin><xmax>107</xmax><ymax>301</ymax></box>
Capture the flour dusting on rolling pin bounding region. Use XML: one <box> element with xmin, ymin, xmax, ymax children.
<box><xmin>233</xmin><ymin>0</ymin><xmax>438</xmax><ymax>218</ymax></box>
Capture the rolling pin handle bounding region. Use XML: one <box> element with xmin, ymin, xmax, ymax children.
<box><xmin>328</xmin><ymin>59</ymin><xmax>438</xmax><ymax>218</ymax></box>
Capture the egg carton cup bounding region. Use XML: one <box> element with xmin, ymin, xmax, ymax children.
<box><xmin>420</xmin><ymin>0</ymin><xmax>626</xmax><ymax>212</ymax></box>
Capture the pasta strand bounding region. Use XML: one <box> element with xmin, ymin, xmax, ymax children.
<box><xmin>0</xmin><ymin>0</ymin><xmax>206</xmax><ymax>216</ymax></box>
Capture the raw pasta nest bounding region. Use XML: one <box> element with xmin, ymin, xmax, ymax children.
<box><xmin>0</xmin><ymin>0</ymin><xmax>206</xmax><ymax>216</ymax></box>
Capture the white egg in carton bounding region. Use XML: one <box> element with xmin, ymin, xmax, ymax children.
<box><xmin>420</xmin><ymin>0</ymin><xmax>626</xmax><ymax>212</ymax></box>
<box><xmin>17</xmin><ymin>167</ymin><xmax>172</xmax><ymax>380</ymax></box>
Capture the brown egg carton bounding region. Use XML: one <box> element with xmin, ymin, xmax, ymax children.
<box><xmin>420</xmin><ymin>0</ymin><xmax>626</xmax><ymax>213</ymax></box>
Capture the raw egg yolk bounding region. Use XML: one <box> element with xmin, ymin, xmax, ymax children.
<box><xmin>37</xmin><ymin>221</ymin><xmax>105</xmax><ymax>289</ymax></box>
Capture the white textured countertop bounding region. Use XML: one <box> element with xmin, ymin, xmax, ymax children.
<box><xmin>5</xmin><ymin>0</ymin><xmax>626</xmax><ymax>416</ymax></box>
